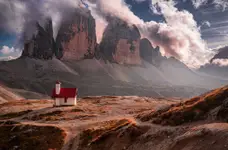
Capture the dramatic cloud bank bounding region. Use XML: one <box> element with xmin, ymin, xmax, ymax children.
<box><xmin>88</xmin><ymin>0</ymin><xmax>214</xmax><ymax>68</ymax></box>
<box><xmin>0</xmin><ymin>0</ymin><xmax>217</xmax><ymax>68</ymax></box>
<box><xmin>145</xmin><ymin>0</ymin><xmax>214</xmax><ymax>68</ymax></box>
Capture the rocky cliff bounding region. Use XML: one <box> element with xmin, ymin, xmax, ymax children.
<box><xmin>55</xmin><ymin>9</ymin><xmax>97</xmax><ymax>60</ymax></box>
<box><xmin>22</xmin><ymin>18</ymin><xmax>54</xmax><ymax>59</ymax></box>
<box><xmin>139</xmin><ymin>38</ymin><xmax>153</xmax><ymax>63</ymax></box>
<box><xmin>139</xmin><ymin>38</ymin><xmax>164</xmax><ymax>65</ymax></box>
<box><xmin>99</xmin><ymin>19</ymin><xmax>141</xmax><ymax>65</ymax></box>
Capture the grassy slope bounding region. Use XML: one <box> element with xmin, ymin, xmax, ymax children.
<box><xmin>0</xmin><ymin>122</ymin><xmax>66</xmax><ymax>150</ymax></box>
<box><xmin>139</xmin><ymin>85</ymin><xmax>228</xmax><ymax>126</ymax></box>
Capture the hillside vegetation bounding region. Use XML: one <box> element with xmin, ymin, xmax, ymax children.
<box><xmin>138</xmin><ymin>85</ymin><xmax>228</xmax><ymax>126</ymax></box>
<box><xmin>0</xmin><ymin>121</ymin><xmax>66</xmax><ymax>150</ymax></box>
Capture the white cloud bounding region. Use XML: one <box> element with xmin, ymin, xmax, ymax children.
<box><xmin>86</xmin><ymin>0</ymin><xmax>215</xmax><ymax>68</ymax></box>
<box><xmin>0</xmin><ymin>0</ymin><xmax>82</xmax><ymax>38</ymax></box>
<box><xmin>201</xmin><ymin>21</ymin><xmax>211</xmax><ymax>28</ymax></box>
<box><xmin>0</xmin><ymin>46</ymin><xmax>19</xmax><ymax>55</ymax></box>
<box><xmin>0</xmin><ymin>46</ymin><xmax>21</xmax><ymax>61</ymax></box>
<box><xmin>191</xmin><ymin>0</ymin><xmax>208</xmax><ymax>9</ymax></box>
<box><xmin>0</xmin><ymin>0</ymin><xmax>216</xmax><ymax>68</ymax></box>
<box><xmin>190</xmin><ymin>0</ymin><xmax>228</xmax><ymax>10</ymax></box>
<box><xmin>213</xmin><ymin>0</ymin><xmax>228</xmax><ymax>11</ymax></box>
<box><xmin>212</xmin><ymin>59</ymin><xmax>228</xmax><ymax>66</ymax></box>
<box><xmin>87</xmin><ymin>0</ymin><xmax>143</xmax><ymax>42</ymax></box>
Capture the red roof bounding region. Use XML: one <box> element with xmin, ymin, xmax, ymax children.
<box><xmin>52</xmin><ymin>88</ymin><xmax>78</xmax><ymax>98</ymax></box>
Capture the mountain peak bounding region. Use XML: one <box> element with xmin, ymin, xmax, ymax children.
<box><xmin>99</xmin><ymin>19</ymin><xmax>141</xmax><ymax>65</ymax></box>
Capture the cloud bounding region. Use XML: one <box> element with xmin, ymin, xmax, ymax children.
<box><xmin>213</xmin><ymin>0</ymin><xmax>228</xmax><ymax>11</ymax></box>
<box><xmin>87</xmin><ymin>0</ymin><xmax>143</xmax><ymax>42</ymax></box>
<box><xmin>0</xmin><ymin>0</ymin><xmax>215</xmax><ymax>68</ymax></box>
<box><xmin>0</xmin><ymin>46</ymin><xmax>21</xmax><ymax>61</ymax></box>
<box><xmin>191</xmin><ymin>0</ymin><xmax>208</xmax><ymax>9</ymax></box>
<box><xmin>212</xmin><ymin>59</ymin><xmax>228</xmax><ymax>67</ymax></box>
<box><xmin>95</xmin><ymin>19</ymin><xmax>108</xmax><ymax>43</ymax></box>
<box><xmin>0</xmin><ymin>0</ymin><xmax>82</xmax><ymax>39</ymax></box>
<box><xmin>190</xmin><ymin>0</ymin><xmax>228</xmax><ymax>10</ymax></box>
<box><xmin>147</xmin><ymin>1</ymin><xmax>215</xmax><ymax>68</ymax></box>
<box><xmin>0</xmin><ymin>0</ymin><xmax>26</xmax><ymax>34</ymax></box>
<box><xmin>0</xmin><ymin>46</ymin><xmax>19</xmax><ymax>55</ymax></box>
<box><xmin>201</xmin><ymin>21</ymin><xmax>211</xmax><ymax>28</ymax></box>
<box><xmin>88</xmin><ymin>0</ymin><xmax>143</xmax><ymax>24</ymax></box>
<box><xmin>88</xmin><ymin>0</ymin><xmax>214</xmax><ymax>68</ymax></box>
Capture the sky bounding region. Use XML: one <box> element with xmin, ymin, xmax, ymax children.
<box><xmin>125</xmin><ymin>0</ymin><xmax>228</xmax><ymax>49</ymax></box>
<box><xmin>0</xmin><ymin>0</ymin><xmax>228</xmax><ymax>67</ymax></box>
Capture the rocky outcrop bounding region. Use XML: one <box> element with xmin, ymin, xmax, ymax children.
<box><xmin>22</xmin><ymin>18</ymin><xmax>54</xmax><ymax>59</ymax></box>
<box><xmin>139</xmin><ymin>38</ymin><xmax>163</xmax><ymax>65</ymax></box>
<box><xmin>55</xmin><ymin>9</ymin><xmax>96</xmax><ymax>60</ymax></box>
<box><xmin>139</xmin><ymin>38</ymin><xmax>153</xmax><ymax>63</ymax></box>
<box><xmin>99</xmin><ymin>19</ymin><xmax>141</xmax><ymax>65</ymax></box>
<box><xmin>22</xmin><ymin>9</ymin><xmax>97</xmax><ymax>61</ymax></box>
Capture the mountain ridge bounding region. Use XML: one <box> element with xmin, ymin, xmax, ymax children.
<box><xmin>0</xmin><ymin>7</ymin><xmax>227</xmax><ymax>99</ymax></box>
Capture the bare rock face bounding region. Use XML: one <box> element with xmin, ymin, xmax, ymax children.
<box><xmin>55</xmin><ymin>9</ymin><xmax>97</xmax><ymax>60</ymax></box>
<box><xmin>22</xmin><ymin>18</ymin><xmax>54</xmax><ymax>59</ymax></box>
<box><xmin>99</xmin><ymin>19</ymin><xmax>141</xmax><ymax>65</ymax></box>
<box><xmin>139</xmin><ymin>38</ymin><xmax>163</xmax><ymax>64</ymax></box>
<box><xmin>113</xmin><ymin>39</ymin><xmax>141</xmax><ymax>65</ymax></box>
<box><xmin>139</xmin><ymin>38</ymin><xmax>153</xmax><ymax>63</ymax></box>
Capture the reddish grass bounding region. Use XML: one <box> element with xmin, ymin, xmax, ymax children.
<box><xmin>0</xmin><ymin>123</ymin><xmax>66</xmax><ymax>150</ymax></box>
<box><xmin>24</xmin><ymin>110</ymin><xmax>64</xmax><ymax>121</ymax></box>
<box><xmin>139</xmin><ymin>85</ymin><xmax>228</xmax><ymax>126</ymax></box>
<box><xmin>79</xmin><ymin>119</ymin><xmax>135</xmax><ymax>146</ymax></box>
<box><xmin>0</xmin><ymin>110</ymin><xmax>32</xmax><ymax>120</ymax></box>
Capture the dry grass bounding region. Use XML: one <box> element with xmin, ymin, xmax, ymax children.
<box><xmin>0</xmin><ymin>100</ymin><xmax>50</xmax><ymax>108</ymax></box>
<box><xmin>71</xmin><ymin>108</ymin><xmax>85</xmax><ymax>112</ymax></box>
<box><xmin>139</xmin><ymin>85</ymin><xmax>228</xmax><ymax>126</ymax></box>
<box><xmin>73</xmin><ymin>114</ymin><xmax>98</xmax><ymax>120</ymax></box>
<box><xmin>24</xmin><ymin>110</ymin><xmax>64</xmax><ymax>121</ymax></box>
<box><xmin>0</xmin><ymin>110</ymin><xmax>32</xmax><ymax>120</ymax></box>
<box><xmin>0</xmin><ymin>120</ymin><xmax>20</xmax><ymax>125</ymax></box>
<box><xmin>79</xmin><ymin>119</ymin><xmax>135</xmax><ymax>146</ymax></box>
<box><xmin>0</xmin><ymin>123</ymin><xmax>66</xmax><ymax>150</ymax></box>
